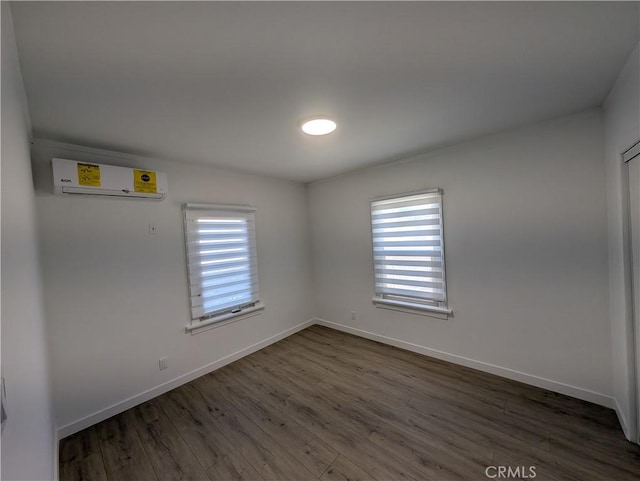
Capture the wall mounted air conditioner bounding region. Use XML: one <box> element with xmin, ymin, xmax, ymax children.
<box><xmin>52</xmin><ymin>158</ymin><xmax>167</xmax><ymax>200</ymax></box>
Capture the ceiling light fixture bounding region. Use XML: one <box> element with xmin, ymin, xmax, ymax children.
<box><xmin>301</xmin><ymin>117</ymin><xmax>337</xmax><ymax>136</ymax></box>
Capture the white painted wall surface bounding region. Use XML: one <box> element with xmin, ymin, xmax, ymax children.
<box><xmin>31</xmin><ymin>140</ymin><xmax>313</xmax><ymax>433</ymax></box>
<box><xmin>604</xmin><ymin>43</ymin><xmax>640</xmax><ymax>440</ymax></box>
<box><xmin>1</xmin><ymin>4</ymin><xmax>56</xmax><ymax>480</ymax></box>
<box><xmin>308</xmin><ymin>109</ymin><xmax>613</xmax><ymax>404</ymax></box>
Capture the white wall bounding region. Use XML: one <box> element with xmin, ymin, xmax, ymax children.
<box><xmin>308</xmin><ymin>109</ymin><xmax>613</xmax><ymax>405</ymax></box>
<box><xmin>1</xmin><ymin>4</ymin><xmax>56</xmax><ymax>480</ymax></box>
<box><xmin>31</xmin><ymin>140</ymin><xmax>314</xmax><ymax>434</ymax></box>
<box><xmin>604</xmin><ymin>43</ymin><xmax>639</xmax><ymax>440</ymax></box>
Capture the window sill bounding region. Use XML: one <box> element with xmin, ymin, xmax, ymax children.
<box><xmin>372</xmin><ymin>297</ymin><xmax>451</xmax><ymax>320</ymax></box>
<box><xmin>186</xmin><ymin>301</ymin><xmax>265</xmax><ymax>335</ymax></box>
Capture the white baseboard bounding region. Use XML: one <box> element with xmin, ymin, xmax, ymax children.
<box><xmin>314</xmin><ymin>318</ymin><xmax>615</xmax><ymax>409</ymax></box>
<box><xmin>53</xmin><ymin>428</ymin><xmax>59</xmax><ymax>481</ymax></box>
<box><xmin>57</xmin><ymin>316</ymin><xmax>618</xmax><ymax>441</ymax></box>
<box><xmin>615</xmin><ymin>398</ymin><xmax>632</xmax><ymax>440</ymax></box>
<box><xmin>57</xmin><ymin>319</ymin><xmax>315</xmax><ymax>439</ymax></box>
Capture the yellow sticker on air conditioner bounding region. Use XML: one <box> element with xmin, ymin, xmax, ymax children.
<box><xmin>133</xmin><ymin>170</ymin><xmax>157</xmax><ymax>193</ymax></box>
<box><xmin>77</xmin><ymin>163</ymin><xmax>101</xmax><ymax>187</ymax></box>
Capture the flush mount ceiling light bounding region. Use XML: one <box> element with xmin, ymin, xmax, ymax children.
<box><xmin>301</xmin><ymin>117</ymin><xmax>337</xmax><ymax>136</ymax></box>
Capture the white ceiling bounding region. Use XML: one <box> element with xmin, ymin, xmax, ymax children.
<box><xmin>11</xmin><ymin>1</ymin><xmax>639</xmax><ymax>183</ymax></box>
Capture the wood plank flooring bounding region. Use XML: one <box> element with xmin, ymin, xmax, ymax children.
<box><xmin>60</xmin><ymin>325</ymin><xmax>640</xmax><ymax>481</ymax></box>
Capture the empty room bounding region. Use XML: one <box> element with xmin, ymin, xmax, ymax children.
<box><xmin>2</xmin><ymin>1</ymin><xmax>640</xmax><ymax>481</ymax></box>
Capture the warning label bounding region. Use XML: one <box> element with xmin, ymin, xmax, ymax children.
<box><xmin>77</xmin><ymin>163</ymin><xmax>101</xmax><ymax>187</ymax></box>
<box><xmin>133</xmin><ymin>169</ymin><xmax>157</xmax><ymax>193</ymax></box>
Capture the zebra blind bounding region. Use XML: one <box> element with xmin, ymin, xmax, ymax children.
<box><xmin>371</xmin><ymin>190</ymin><xmax>448</xmax><ymax>308</ymax></box>
<box><xmin>184</xmin><ymin>204</ymin><xmax>260</xmax><ymax>321</ymax></box>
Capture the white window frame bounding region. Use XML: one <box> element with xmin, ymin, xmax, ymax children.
<box><xmin>183</xmin><ymin>203</ymin><xmax>264</xmax><ymax>332</ymax></box>
<box><xmin>370</xmin><ymin>188</ymin><xmax>451</xmax><ymax>316</ymax></box>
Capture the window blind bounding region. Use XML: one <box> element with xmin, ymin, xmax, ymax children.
<box><xmin>371</xmin><ymin>190</ymin><xmax>447</xmax><ymax>308</ymax></box>
<box><xmin>184</xmin><ymin>204</ymin><xmax>260</xmax><ymax>321</ymax></box>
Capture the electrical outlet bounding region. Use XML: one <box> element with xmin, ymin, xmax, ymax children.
<box><xmin>159</xmin><ymin>357</ymin><xmax>168</xmax><ymax>371</ymax></box>
<box><xmin>148</xmin><ymin>223</ymin><xmax>157</xmax><ymax>235</ymax></box>
<box><xmin>351</xmin><ymin>311</ymin><xmax>356</xmax><ymax>320</ymax></box>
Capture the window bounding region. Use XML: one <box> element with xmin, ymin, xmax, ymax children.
<box><xmin>183</xmin><ymin>203</ymin><xmax>263</xmax><ymax>330</ymax></box>
<box><xmin>370</xmin><ymin>189</ymin><xmax>450</xmax><ymax>315</ymax></box>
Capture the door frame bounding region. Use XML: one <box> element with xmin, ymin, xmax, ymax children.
<box><xmin>623</xmin><ymin>139</ymin><xmax>640</xmax><ymax>444</ymax></box>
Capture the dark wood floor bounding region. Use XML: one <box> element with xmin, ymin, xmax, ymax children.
<box><xmin>60</xmin><ymin>325</ymin><xmax>640</xmax><ymax>481</ymax></box>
